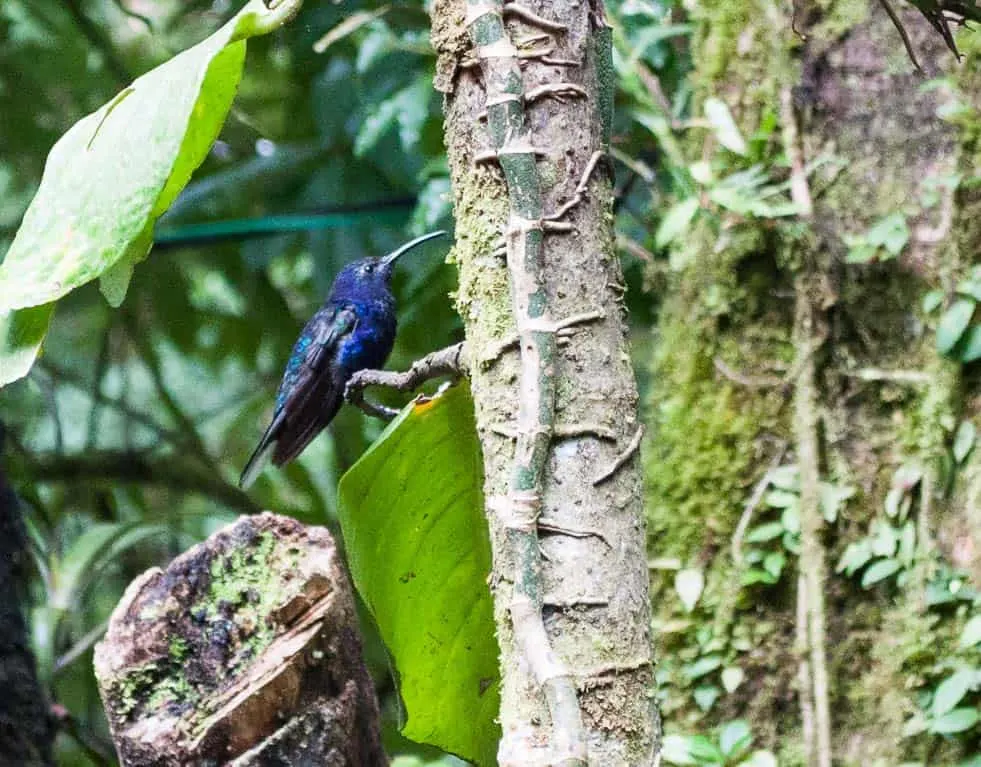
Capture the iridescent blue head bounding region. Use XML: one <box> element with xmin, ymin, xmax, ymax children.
<box><xmin>329</xmin><ymin>230</ymin><xmax>447</xmax><ymax>302</ymax></box>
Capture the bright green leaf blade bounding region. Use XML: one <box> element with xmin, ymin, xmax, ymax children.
<box><xmin>704</xmin><ymin>97</ymin><xmax>748</xmax><ymax>155</ymax></box>
<box><xmin>721</xmin><ymin>666</ymin><xmax>744</xmax><ymax>693</ymax></box>
<box><xmin>51</xmin><ymin>522</ymin><xmax>164</xmax><ymax>611</ymax></box>
<box><xmin>937</xmin><ymin>298</ymin><xmax>976</xmax><ymax>354</ymax></box>
<box><xmin>719</xmin><ymin>719</ymin><xmax>752</xmax><ymax>757</ymax></box>
<box><xmin>932</xmin><ymin>669</ymin><xmax>976</xmax><ymax>717</ymax></box>
<box><xmin>0</xmin><ymin>304</ymin><xmax>54</xmax><ymax>386</ymax></box>
<box><xmin>861</xmin><ymin>558</ymin><xmax>902</xmax><ymax>588</ymax></box>
<box><xmin>655</xmin><ymin>197</ymin><xmax>699</xmax><ymax>249</ymax></box>
<box><xmin>929</xmin><ymin>707</ymin><xmax>980</xmax><ymax>734</ymax></box>
<box><xmin>957</xmin><ymin>325</ymin><xmax>981</xmax><ymax>363</ymax></box>
<box><xmin>960</xmin><ymin>615</ymin><xmax>981</xmax><ymax>648</ymax></box>
<box><xmin>0</xmin><ymin>0</ymin><xmax>296</xmax><ymax>316</ymax></box>
<box><xmin>674</xmin><ymin>568</ymin><xmax>704</xmax><ymax>612</ymax></box>
<box><xmin>661</xmin><ymin>734</ymin><xmax>698</xmax><ymax>766</ymax></box>
<box><xmin>338</xmin><ymin>384</ymin><xmax>500</xmax><ymax>766</ymax></box>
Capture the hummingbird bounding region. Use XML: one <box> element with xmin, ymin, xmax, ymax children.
<box><xmin>240</xmin><ymin>230</ymin><xmax>447</xmax><ymax>489</ymax></box>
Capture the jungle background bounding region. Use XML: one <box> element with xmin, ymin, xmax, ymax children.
<box><xmin>1</xmin><ymin>0</ymin><xmax>981</xmax><ymax>764</ymax></box>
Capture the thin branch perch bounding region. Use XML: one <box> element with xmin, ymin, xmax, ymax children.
<box><xmin>345</xmin><ymin>343</ymin><xmax>468</xmax><ymax>419</ymax></box>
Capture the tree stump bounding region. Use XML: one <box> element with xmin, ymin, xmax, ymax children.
<box><xmin>95</xmin><ymin>512</ymin><xmax>386</xmax><ymax>766</ymax></box>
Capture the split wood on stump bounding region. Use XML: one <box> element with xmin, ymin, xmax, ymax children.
<box><xmin>95</xmin><ymin>512</ymin><xmax>385</xmax><ymax>767</ymax></box>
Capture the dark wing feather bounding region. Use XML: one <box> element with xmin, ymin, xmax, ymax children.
<box><xmin>272</xmin><ymin>305</ymin><xmax>357</xmax><ymax>464</ymax></box>
<box><xmin>239</xmin><ymin>305</ymin><xmax>356</xmax><ymax>487</ymax></box>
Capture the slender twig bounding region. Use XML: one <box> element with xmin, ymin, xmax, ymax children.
<box><xmin>713</xmin><ymin>357</ymin><xmax>784</xmax><ymax>390</ymax></box>
<box><xmin>592</xmin><ymin>425</ymin><xmax>644</xmax><ymax>486</ymax></box>
<box><xmin>31</xmin><ymin>450</ymin><xmax>262</xmax><ymax>516</ymax></box>
<box><xmin>877</xmin><ymin>0</ymin><xmax>924</xmax><ymax>73</ymax></box>
<box><xmin>345</xmin><ymin>343</ymin><xmax>467</xmax><ymax>420</ymax></box>
<box><xmin>780</xmin><ymin>86</ymin><xmax>813</xmax><ymax>218</ymax></box>
<box><xmin>732</xmin><ymin>444</ymin><xmax>788</xmax><ymax>564</ymax></box>
<box><xmin>843</xmin><ymin>367</ymin><xmax>932</xmax><ymax>385</ymax></box>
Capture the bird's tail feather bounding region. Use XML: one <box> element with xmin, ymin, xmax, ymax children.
<box><xmin>240</xmin><ymin>425</ymin><xmax>279</xmax><ymax>490</ymax></box>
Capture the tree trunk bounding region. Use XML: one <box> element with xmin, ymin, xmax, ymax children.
<box><xmin>432</xmin><ymin>1</ymin><xmax>659</xmax><ymax>764</ymax></box>
<box><xmin>94</xmin><ymin>512</ymin><xmax>386</xmax><ymax>767</ymax></box>
<box><xmin>646</xmin><ymin>1</ymin><xmax>981</xmax><ymax>765</ymax></box>
<box><xmin>0</xmin><ymin>429</ymin><xmax>55</xmax><ymax>767</ymax></box>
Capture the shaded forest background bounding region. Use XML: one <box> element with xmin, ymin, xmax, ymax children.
<box><xmin>1</xmin><ymin>0</ymin><xmax>981</xmax><ymax>765</ymax></box>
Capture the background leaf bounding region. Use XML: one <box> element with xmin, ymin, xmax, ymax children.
<box><xmin>0</xmin><ymin>304</ymin><xmax>54</xmax><ymax>386</ymax></box>
<box><xmin>0</xmin><ymin>0</ymin><xmax>298</xmax><ymax>380</ymax></box>
<box><xmin>337</xmin><ymin>383</ymin><xmax>500</xmax><ymax>766</ymax></box>
<box><xmin>937</xmin><ymin>298</ymin><xmax>976</xmax><ymax>354</ymax></box>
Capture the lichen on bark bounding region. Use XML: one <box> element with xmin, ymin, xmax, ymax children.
<box><xmin>432</xmin><ymin>0</ymin><xmax>658</xmax><ymax>763</ymax></box>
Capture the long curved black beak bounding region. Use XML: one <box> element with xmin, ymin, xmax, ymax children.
<box><xmin>381</xmin><ymin>230</ymin><xmax>447</xmax><ymax>267</ymax></box>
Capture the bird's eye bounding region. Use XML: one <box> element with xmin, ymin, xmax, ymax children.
<box><xmin>363</xmin><ymin>264</ymin><xmax>374</xmax><ymax>274</ymax></box>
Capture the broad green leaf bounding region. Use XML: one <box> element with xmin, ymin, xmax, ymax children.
<box><xmin>693</xmin><ymin>684</ymin><xmax>720</xmax><ymax>711</ymax></box>
<box><xmin>865</xmin><ymin>212</ymin><xmax>910</xmax><ymax>256</ymax></box>
<box><xmin>675</xmin><ymin>568</ymin><xmax>704</xmax><ymax>612</ymax></box>
<box><xmin>898</xmin><ymin>522</ymin><xmax>917</xmax><ymax>568</ymax></box>
<box><xmin>957</xmin><ymin>325</ymin><xmax>981</xmax><ymax>363</ymax></box>
<box><xmin>937</xmin><ymin>298</ymin><xmax>976</xmax><ymax>354</ymax></box>
<box><xmin>922</xmin><ymin>289</ymin><xmax>944</xmax><ymax>314</ymax></box>
<box><xmin>780</xmin><ymin>506</ymin><xmax>800</xmax><ymax>534</ymax></box>
<box><xmin>932</xmin><ymin>669</ymin><xmax>977</xmax><ymax>717</ymax></box>
<box><xmin>684</xmin><ymin>654</ymin><xmax>723</xmax><ymax>681</ymax></box>
<box><xmin>704</xmin><ymin>97</ymin><xmax>748</xmax><ymax>155</ymax></box>
<box><xmin>51</xmin><ymin>523</ymin><xmax>163</xmax><ymax>611</ymax></box>
<box><xmin>929</xmin><ymin>707</ymin><xmax>979</xmax><ymax>734</ymax></box>
<box><xmin>763</xmin><ymin>551</ymin><xmax>786</xmax><ymax>579</ymax></box>
<box><xmin>0</xmin><ymin>0</ymin><xmax>300</xmax><ymax>375</ymax></box>
<box><xmin>355</xmin><ymin>75</ymin><xmax>432</xmax><ymax>157</ymax></box>
<box><xmin>745</xmin><ymin>521</ymin><xmax>784</xmax><ymax>543</ymax></box>
<box><xmin>337</xmin><ymin>384</ymin><xmax>500</xmax><ymax>766</ymax></box>
<box><xmin>861</xmin><ymin>558</ymin><xmax>902</xmax><ymax>588</ymax></box>
<box><xmin>764</xmin><ymin>489</ymin><xmax>798</xmax><ymax>509</ymax></box>
<box><xmin>721</xmin><ymin>666</ymin><xmax>744</xmax><ymax>693</ymax></box>
<box><xmin>662</xmin><ymin>734</ymin><xmax>698</xmax><ymax>766</ymax></box>
<box><xmin>656</xmin><ymin>197</ymin><xmax>699</xmax><ymax>249</ymax></box>
<box><xmin>960</xmin><ymin>615</ymin><xmax>981</xmax><ymax>648</ymax></box>
<box><xmin>954</xmin><ymin>421</ymin><xmax>976</xmax><ymax>463</ymax></box>
<box><xmin>768</xmin><ymin>464</ymin><xmax>800</xmax><ymax>491</ymax></box>
<box><xmin>743</xmin><ymin>751</ymin><xmax>779</xmax><ymax>767</ymax></box>
<box><xmin>871</xmin><ymin>521</ymin><xmax>899</xmax><ymax>558</ymax></box>
<box><xmin>836</xmin><ymin>539</ymin><xmax>873</xmax><ymax>576</ymax></box>
<box><xmin>688</xmin><ymin>734</ymin><xmax>725</xmax><ymax>763</ymax></box>
<box><xmin>719</xmin><ymin>719</ymin><xmax>752</xmax><ymax>757</ymax></box>
<box><xmin>0</xmin><ymin>304</ymin><xmax>54</xmax><ymax>386</ymax></box>
<box><xmin>820</xmin><ymin>482</ymin><xmax>854</xmax><ymax>523</ymax></box>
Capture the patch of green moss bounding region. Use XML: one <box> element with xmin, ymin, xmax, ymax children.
<box><xmin>110</xmin><ymin>662</ymin><xmax>162</xmax><ymax>720</ymax></box>
<box><xmin>193</xmin><ymin>531</ymin><xmax>287</xmax><ymax>671</ymax></box>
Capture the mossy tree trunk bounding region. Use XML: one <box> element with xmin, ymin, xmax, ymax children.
<box><xmin>432</xmin><ymin>0</ymin><xmax>658</xmax><ymax>764</ymax></box>
<box><xmin>646</xmin><ymin>2</ymin><xmax>981</xmax><ymax>765</ymax></box>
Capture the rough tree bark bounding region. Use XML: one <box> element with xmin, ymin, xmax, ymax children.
<box><xmin>0</xmin><ymin>428</ymin><xmax>55</xmax><ymax>767</ymax></box>
<box><xmin>431</xmin><ymin>1</ymin><xmax>658</xmax><ymax>764</ymax></box>
<box><xmin>94</xmin><ymin>512</ymin><xmax>385</xmax><ymax>767</ymax></box>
